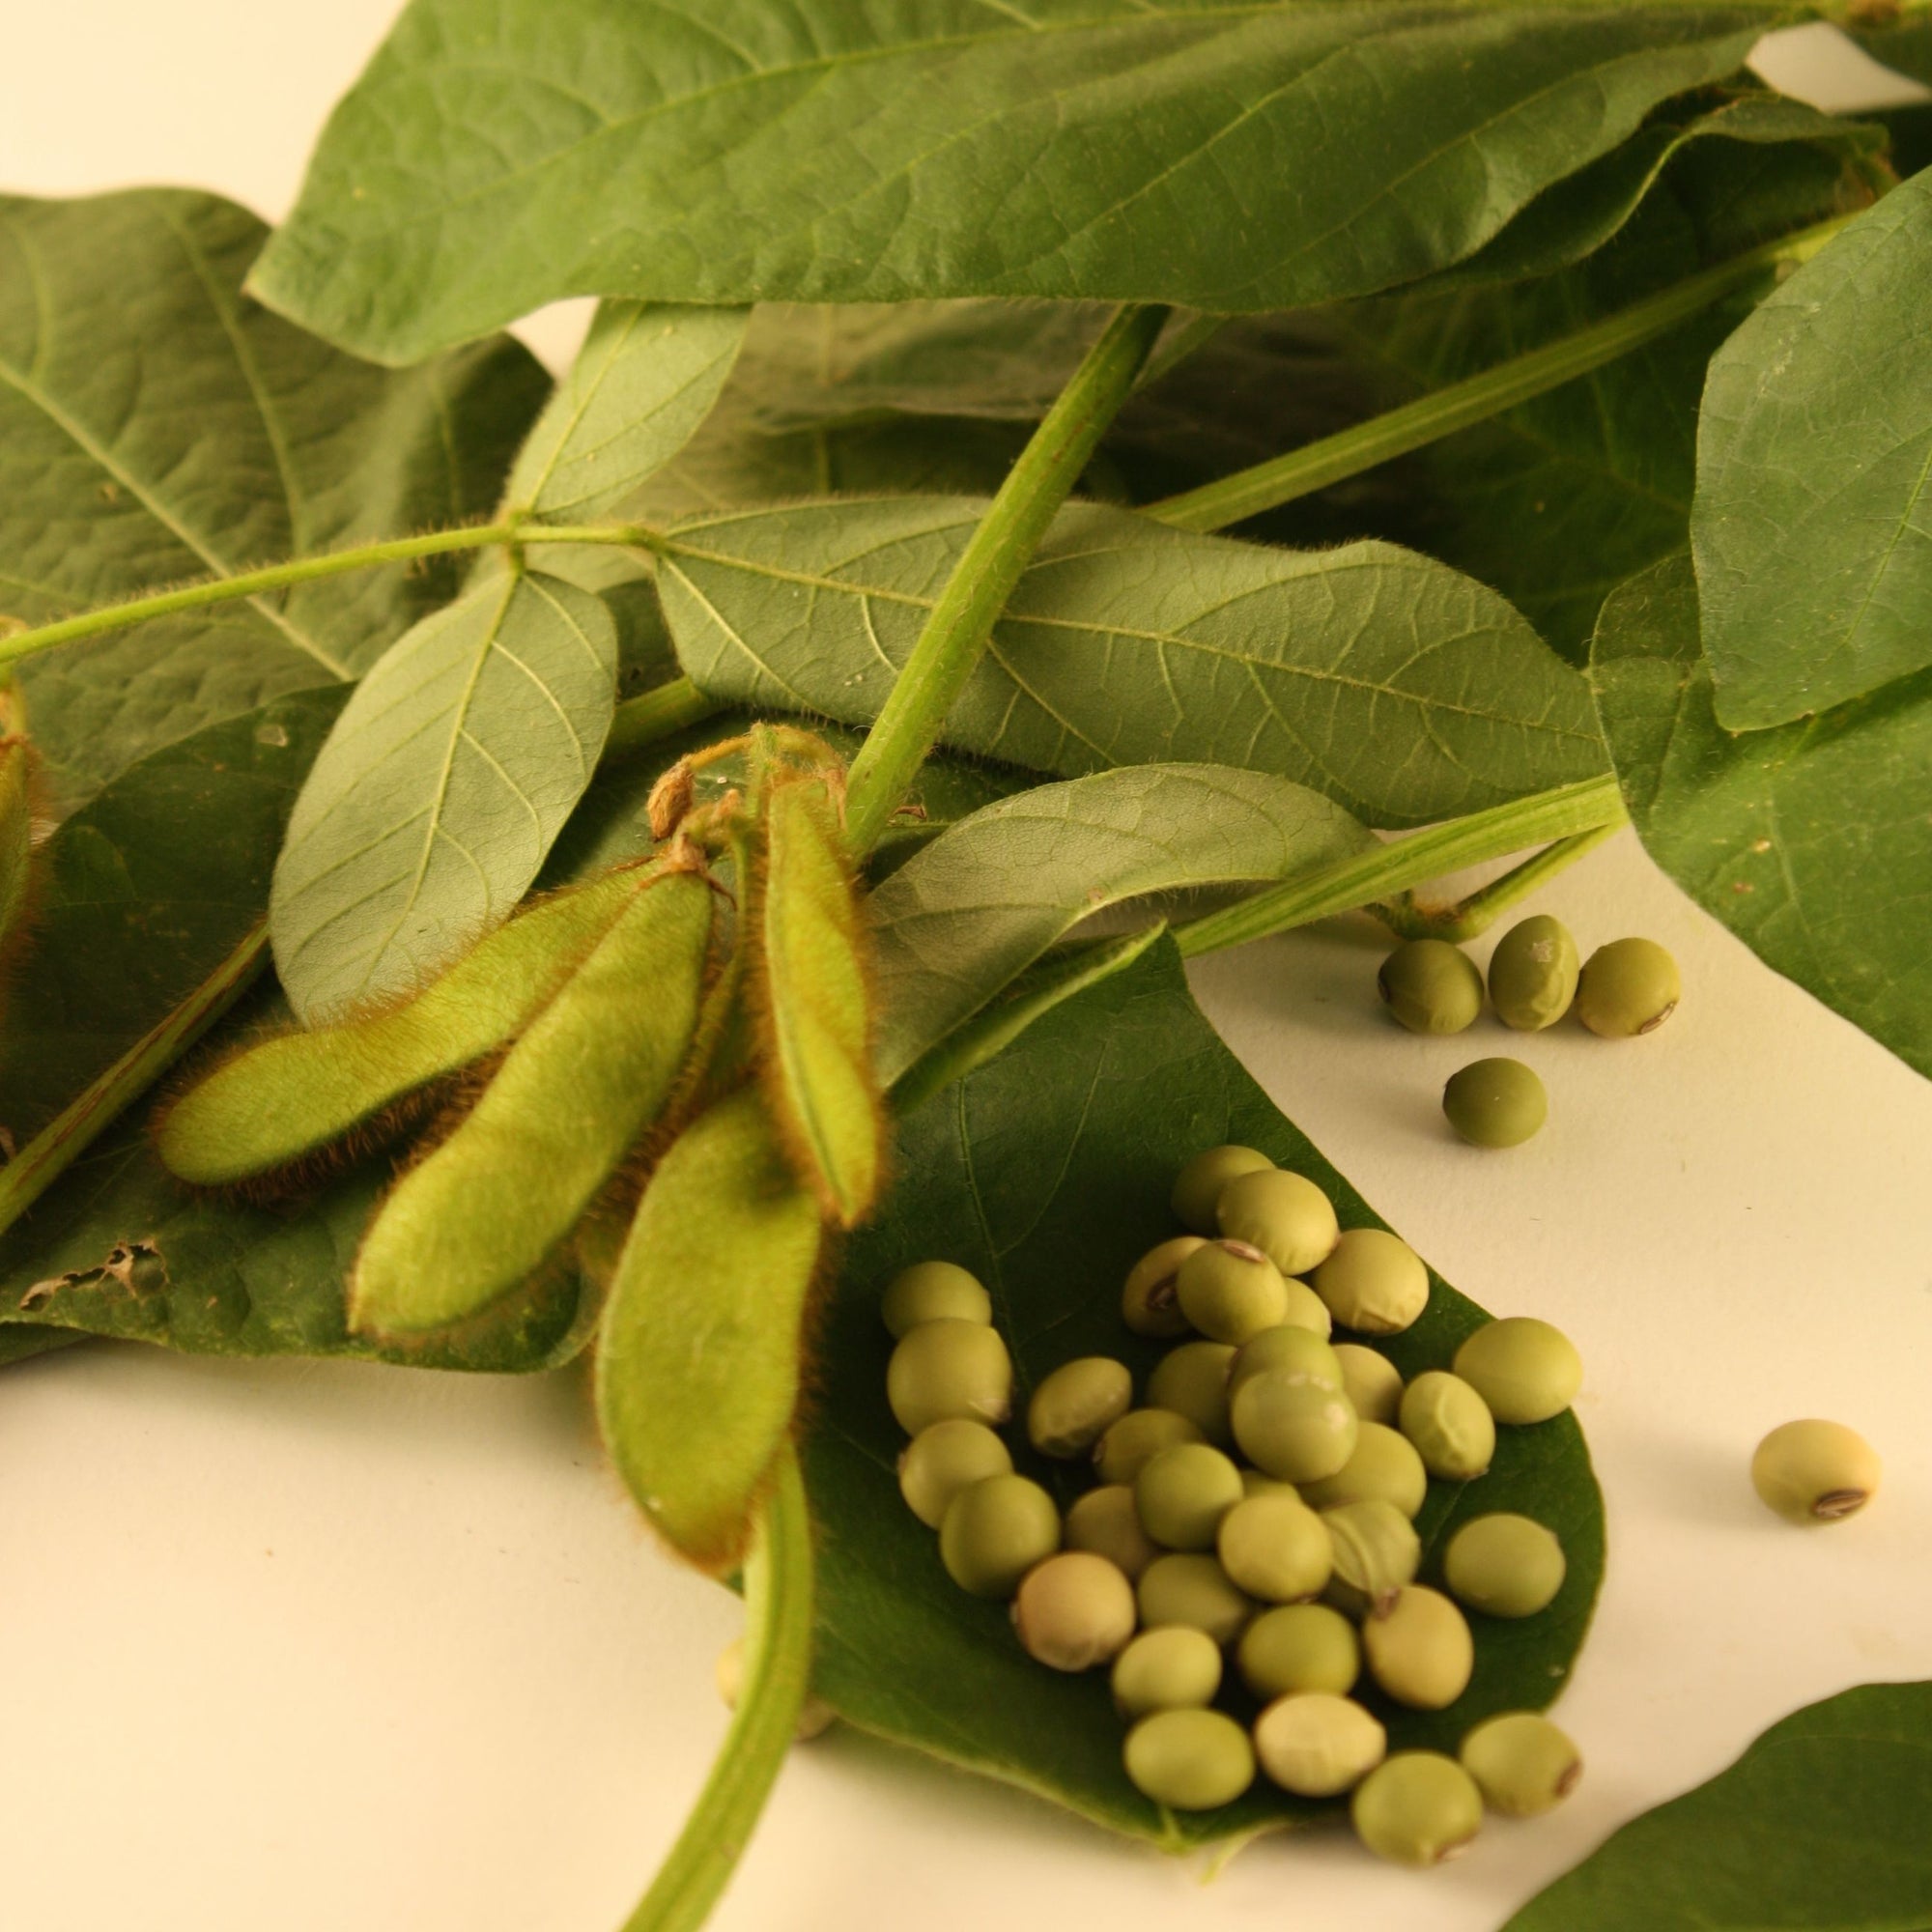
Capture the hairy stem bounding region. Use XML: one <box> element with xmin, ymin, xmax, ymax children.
<box><xmin>623</xmin><ymin>1444</ymin><xmax>815</xmax><ymax>1932</ymax></box>
<box><xmin>0</xmin><ymin>922</ymin><xmax>269</xmax><ymax>1241</ymax></box>
<box><xmin>840</xmin><ymin>303</ymin><xmax>1171</xmax><ymax>854</ymax></box>
<box><xmin>1175</xmin><ymin>776</ymin><xmax>1627</xmax><ymax>958</ymax></box>
<box><xmin>1373</xmin><ymin>820</ymin><xmax>1621</xmax><ymax>943</ymax></box>
<box><xmin>1144</xmin><ymin>214</ymin><xmax>1855</xmax><ymax>533</ymax></box>
<box><xmin>606</xmin><ymin>677</ymin><xmax>725</xmax><ymax>759</ymax></box>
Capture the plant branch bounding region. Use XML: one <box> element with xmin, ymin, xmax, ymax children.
<box><xmin>1372</xmin><ymin>820</ymin><xmax>1620</xmax><ymax>942</ymax></box>
<box><xmin>1143</xmin><ymin>213</ymin><xmax>1855</xmax><ymax>534</ymax></box>
<box><xmin>606</xmin><ymin>677</ymin><xmax>725</xmax><ymax>759</ymax></box>
<box><xmin>622</xmin><ymin>1443</ymin><xmax>815</xmax><ymax>1932</ymax></box>
<box><xmin>1175</xmin><ymin>776</ymin><xmax>1626</xmax><ymax>958</ymax></box>
<box><xmin>839</xmin><ymin>302</ymin><xmax>1171</xmax><ymax>854</ymax></box>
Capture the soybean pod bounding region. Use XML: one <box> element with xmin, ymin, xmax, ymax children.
<box><xmin>350</xmin><ymin>864</ymin><xmax>715</xmax><ymax>1337</ymax></box>
<box><xmin>595</xmin><ymin>1086</ymin><xmax>824</xmax><ymax>1571</ymax></box>
<box><xmin>156</xmin><ymin>867</ymin><xmax>647</xmax><ymax>1188</ymax></box>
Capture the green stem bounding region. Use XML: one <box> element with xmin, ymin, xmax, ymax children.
<box><xmin>1175</xmin><ymin>776</ymin><xmax>1626</xmax><ymax>958</ymax></box>
<box><xmin>0</xmin><ymin>522</ymin><xmax>653</xmax><ymax>669</ymax></box>
<box><xmin>840</xmin><ymin>303</ymin><xmax>1171</xmax><ymax>854</ymax></box>
<box><xmin>623</xmin><ymin>1444</ymin><xmax>815</xmax><ymax>1932</ymax></box>
<box><xmin>1373</xmin><ymin>820</ymin><xmax>1620</xmax><ymax>943</ymax></box>
<box><xmin>1143</xmin><ymin>214</ymin><xmax>1854</xmax><ymax>534</ymax></box>
<box><xmin>606</xmin><ymin>677</ymin><xmax>725</xmax><ymax>759</ymax></box>
<box><xmin>0</xmin><ymin>921</ymin><xmax>269</xmax><ymax>1239</ymax></box>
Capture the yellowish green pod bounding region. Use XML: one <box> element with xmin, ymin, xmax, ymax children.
<box><xmin>351</xmin><ymin>867</ymin><xmax>714</xmax><ymax>1336</ymax></box>
<box><xmin>595</xmin><ymin>1086</ymin><xmax>824</xmax><ymax>1570</ymax></box>
<box><xmin>754</xmin><ymin>775</ymin><xmax>883</xmax><ymax>1228</ymax></box>
<box><xmin>156</xmin><ymin>867</ymin><xmax>644</xmax><ymax>1187</ymax></box>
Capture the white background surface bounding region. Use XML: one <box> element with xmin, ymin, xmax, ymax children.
<box><xmin>3</xmin><ymin>12</ymin><xmax>1931</xmax><ymax>1932</ymax></box>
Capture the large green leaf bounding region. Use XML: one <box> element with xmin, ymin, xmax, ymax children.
<box><xmin>251</xmin><ymin>0</ymin><xmax>1784</xmax><ymax>362</ymax></box>
<box><xmin>1590</xmin><ymin>554</ymin><xmax>1932</xmax><ymax>1079</ymax></box>
<box><xmin>269</xmin><ymin>570</ymin><xmax>618</xmax><ymax>1024</ymax></box>
<box><xmin>1692</xmin><ymin>165</ymin><xmax>1932</xmax><ymax>726</ymax></box>
<box><xmin>1504</xmin><ymin>1681</ymin><xmax>1932</xmax><ymax>1930</ymax></box>
<box><xmin>867</xmin><ymin>762</ymin><xmax>1371</xmax><ymax>1082</ymax></box>
<box><xmin>805</xmin><ymin>937</ymin><xmax>1605</xmax><ymax>1847</ymax></box>
<box><xmin>658</xmin><ymin>497</ymin><xmax>1606</xmax><ymax>828</ymax></box>
<box><xmin>0</xmin><ymin>189</ymin><xmax>548</xmax><ymax>811</ymax></box>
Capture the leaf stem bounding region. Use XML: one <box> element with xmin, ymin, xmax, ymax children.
<box><xmin>1174</xmin><ymin>776</ymin><xmax>1626</xmax><ymax>958</ymax></box>
<box><xmin>0</xmin><ymin>921</ymin><xmax>269</xmax><ymax>1241</ymax></box>
<box><xmin>605</xmin><ymin>677</ymin><xmax>725</xmax><ymax>759</ymax></box>
<box><xmin>1373</xmin><ymin>820</ymin><xmax>1621</xmax><ymax>943</ymax></box>
<box><xmin>0</xmin><ymin>522</ymin><xmax>654</xmax><ymax>669</ymax></box>
<box><xmin>839</xmin><ymin>303</ymin><xmax>1170</xmax><ymax>854</ymax></box>
<box><xmin>1143</xmin><ymin>214</ymin><xmax>1856</xmax><ymax>533</ymax></box>
<box><xmin>622</xmin><ymin>1443</ymin><xmax>815</xmax><ymax>1932</ymax></box>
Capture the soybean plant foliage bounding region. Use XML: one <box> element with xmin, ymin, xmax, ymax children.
<box><xmin>2</xmin><ymin>0</ymin><xmax>1931</xmax><ymax>1920</ymax></box>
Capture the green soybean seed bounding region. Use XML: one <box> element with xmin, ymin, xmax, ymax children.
<box><xmin>1028</xmin><ymin>1356</ymin><xmax>1134</xmax><ymax>1458</ymax></box>
<box><xmin>881</xmin><ymin>1261</ymin><xmax>992</xmax><ymax>1337</ymax></box>
<box><xmin>1121</xmin><ymin>1236</ymin><xmax>1205</xmax><ymax>1339</ymax></box>
<box><xmin>1065</xmin><ymin>1485</ymin><xmax>1161</xmax><ymax>1582</ymax></box>
<box><xmin>1399</xmin><ymin>1371</ymin><xmax>1495</xmax><ymax>1481</ymax></box>
<box><xmin>1576</xmin><ymin>936</ymin><xmax>1681</xmax><ymax>1037</ymax></box>
<box><xmin>1278</xmin><ymin>1275</ymin><xmax>1335</xmax><ymax>1338</ymax></box>
<box><xmin>1321</xmin><ymin>1499</ymin><xmax>1421</xmax><ymax>1619</ymax></box>
<box><xmin>1351</xmin><ymin>1753</ymin><xmax>1484</xmax><ymax>1867</ymax></box>
<box><xmin>1231</xmin><ymin>1371</ymin><xmax>1359</xmax><ymax>1484</ymax></box>
<box><xmin>1136</xmin><ymin>1553</ymin><xmax>1257</xmax><ymax>1646</ymax></box>
<box><xmin>1254</xmin><ymin>1692</ymin><xmax>1388</xmax><ymax>1797</ymax></box>
<box><xmin>1237</xmin><ymin>1604</ymin><xmax>1361</xmax><ymax>1700</ymax></box>
<box><xmin>1215</xmin><ymin>1492</ymin><xmax>1333</xmax><ymax>1604</ymax></box>
<box><xmin>1442</xmin><ymin>1057</ymin><xmax>1548</xmax><ymax>1149</ymax></box>
<box><xmin>1123</xmin><ymin>1708</ymin><xmax>1256</xmax><ymax>1811</ymax></box>
<box><xmin>1459</xmin><ymin>1713</ymin><xmax>1583</xmax><ymax>1817</ymax></box>
<box><xmin>1240</xmin><ymin>1470</ymin><xmax>1302</xmax><ymax>1500</ymax></box>
<box><xmin>1171</xmin><ymin>1145</ymin><xmax>1274</xmax><ymax>1234</ymax></box>
<box><xmin>1311</xmin><ymin>1229</ymin><xmax>1430</xmax><ymax>1336</ymax></box>
<box><xmin>1094</xmin><ymin>1408</ymin><xmax>1207</xmax><ymax>1487</ymax></box>
<box><xmin>1216</xmin><ymin>1168</ymin><xmax>1341</xmax><ymax>1276</ymax></box>
<box><xmin>1488</xmin><ymin>915</ymin><xmax>1580</xmax><ymax>1032</ymax></box>
<box><xmin>1378</xmin><ymin>939</ymin><xmax>1485</xmax><ymax>1035</ymax></box>
<box><xmin>156</xmin><ymin>867</ymin><xmax>646</xmax><ymax>1189</ymax></box>
<box><xmin>1228</xmin><ymin>1325</ymin><xmax>1343</xmax><ymax>1400</ymax></box>
<box><xmin>1136</xmin><ymin>1442</ymin><xmax>1246</xmax><ymax>1551</ymax></box>
<box><xmin>1333</xmin><ymin>1345</ymin><xmax>1404</xmax><ymax>1428</ymax></box>
<box><xmin>1443</xmin><ymin>1514</ymin><xmax>1566</xmax><ymax>1618</ymax></box>
<box><xmin>887</xmin><ymin>1319</ymin><xmax>1015</xmax><ymax>1436</ymax></box>
<box><xmin>1147</xmin><ymin>1340</ymin><xmax>1236</xmax><ymax>1446</ymax></box>
<box><xmin>716</xmin><ymin>1635</ymin><xmax>835</xmax><ymax>1741</ymax></box>
<box><xmin>1298</xmin><ymin>1423</ymin><xmax>1428</xmax><ymax>1519</ymax></box>
<box><xmin>1453</xmin><ymin>1317</ymin><xmax>1583</xmax><ymax>1424</ymax></box>
<box><xmin>1112</xmin><ymin>1626</ymin><xmax>1223</xmax><ymax>1719</ymax></box>
<box><xmin>1750</xmin><ymin>1419</ymin><xmax>1883</xmax><ymax>1523</ymax></box>
<box><xmin>898</xmin><ymin>1419</ymin><xmax>1013</xmax><ymax>1529</ymax></box>
<box><xmin>1012</xmin><ymin>1552</ymin><xmax>1138</xmax><ymax>1671</ymax></box>
<box><xmin>1363</xmin><ymin>1587</ymin><xmax>1475</xmax><ymax>1711</ymax></box>
<box><xmin>939</xmin><ymin>1474</ymin><xmax>1061</xmax><ymax>1598</ymax></box>
<box><xmin>1176</xmin><ymin>1239</ymin><xmax>1290</xmax><ymax>1345</ymax></box>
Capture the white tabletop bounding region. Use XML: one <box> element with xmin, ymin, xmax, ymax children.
<box><xmin>3</xmin><ymin>13</ymin><xmax>1930</xmax><ymax>1931</ymax></box>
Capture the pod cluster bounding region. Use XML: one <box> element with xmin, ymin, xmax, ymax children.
<box><xmin>879</xmin><ymin>1145</ymin><xmax>1586</xmax><ymax>1864</ymax></box>
<box><xmin>1376</xmin><ymin>916</ymin><xmax>1682</xmax><ymax>1149</ymax></box>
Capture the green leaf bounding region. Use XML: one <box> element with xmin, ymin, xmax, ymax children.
<box><xmin>1693</xmin><ymin>165</ymin><xmax>1932</xmax><ymax>727</ymax></box>
<box><xmin>270</xmin><ymin>569</ymin><xmax>618</xmax><ymax>1024</ymax></box>
<box><xmin>659</xmin><ymin>497</ymin><xmax>1605</xmax><ymax>828</ymax></box>
<box><xmin>0</xmin><ymin>188</ymin><xmax>548</xmax><ymax>811</ymax></box>
<box><xmin>804</xmin><ymin>937</ymin><xmax>1605</xmax><ymax>1848</ymax></box>
<box><xmin>1504</xmin><ymin>1680</ymin><xmax>1932</xmax><ymax>1930</ymax></box>
<box><xmin>253</xmin><ymin>0</ymin><xmax>1780</xmax><ymax>361</ymax></box>
<box><xmin>868</xmin><ymin>762</ymin><xmax>1372</xmax><ymax>1083</ymax></box>
<box><xmin>1590</xmin><ymin>553</ymin><xmax>1932</xmax><ymax>1079</ymax></box>
<box><xmin>502</xmin><ymin>299</ymin><xmax>746</xmax><ymax>521</ymax></box>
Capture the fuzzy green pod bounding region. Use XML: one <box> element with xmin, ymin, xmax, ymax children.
<box><xmin>1171</xmin><ymin>1145</ymin><xmax>1272</xmax><ymax>1234</ymax></box>
<box><xmin>1399</xmin><ymin>1371</ymin><xmax>1495</xmax><ymax>1481</ymax></box>
<box><xmin>594</xmin><ymin>1087</ymin><xmax>824</xmax><ymax>1569</ymax></box>
<box><xmin>1298</xmin><ymin>1423</ymin><xmax>1428</xmax><ymax>1519</ymax></box>
<box><xmin>1311</xmin><ymin>1229</ymin><xmax>1430</xmax><ymax>1336</ymax></box>
<box><xmin>1321</xmin><ymin>1499</ymin><xmax>1421</xmax><ymax>1618</ymax></box>
<box><xmin>1121</xmin><ymin>1236</ymin><xmax>1204</xmax><ymax>1338</ymax></box>
<box><xmin>1453</xmin><ymin>1317</ymin><xmax>1582</xmax><ymax>1424</ymax></box>
<box><xmin>1333</xmin><ymin>1345</ymin><xmax>1404</xmax><ymax>1428</ymax></box>
<box><xmin>1442</xmin><ymin>1057</ymin><xmax>1548</xmax><ymax>1149</ymax></box>
<box><xmin>1216</xmin><ymin>1168</ymin><xmax>1340</xmax><ymax>1276</ymax></box>
<box><xmin>1459</xmin><ymin>1713</ymin><xmax>1582</xmax><ymax>1816</ymax></box>
<box><xmin>1012</xmin><ymin>1551</ymin><xmax>1137</xmax><ymax>1670</ymax></box>
<box><xmin>898</xmin><ymin>1419</ymin><xmax>1012</xmax><ymax>1529</ymax></box>
<box><xmin>1443</xmin><ymin>1515</ymin><xmax>1566</xmax><ymax>1619</ymax></box>
<box><xmin>1094</xmin><ymin>1407</ymin><xmax>1207</xmax><ymax>1486</ymax></box>
<box><xmin>1378</xmin><ymin>939</ymin><xmax>1484</xmax><ymax>1034</ymax></box>
<box><xmin>1363</xmin><ymin>1587</ymin><xmax>1474</xmax><ymax>1710</ymax></box>
<box><xmin>1231</xmin><ymin>1371</ymin><xmax>1358</xmax><ymax>1484</ymax></box>
<box><xmin>157</xmin><ymin>867</ymin><xmax>647</xmax><ymax>1188</ymax></box>
<box><xmin>1254</xmin><ymin>1692</ymin><xmax>1387</xmax><ymax>1797</ymax></box>
<box><xmin>1576</xmin><ymin>936</ymin><xmax>1681</xmax><ymax>1037</ymax></box>
<box><xmin>1135</xmin><ymin>1553</ymin><xmax>1257</xmax><ymax>1646</ymax></box>
<box><xmin>881</xmin><ymin>1261</ymin><xmax>991</xmax><ymax>1336</ymax></box>
<box><xmin>1147</xmin><ymin>1340</ymin><xmax>1236</xmax><ymax>1445</ymax></box>
<box><xmin>352</xmin><ymin>867</ymin><xmax>715</xmax><ymax>1337</ymax></box>
<box><xmin>1136</xmin><ymin>1442</ymin><xmax>1245</xmax><ymax>1551</ymax></box>
<box><xmin>940</xmin><ymin>1474</ymin><xmax>1061</xmax><ymax>1598</ymax></box>
<box><xmin>754</xmin><ymin>775</ymin><xmax>884</xmax><ymax>1227</ymax></box>
<box><xmin>1065</xmin><ymin>1485</ymin><xmax>1161</xmax><ymax>1583</ymax></box>
<box><xmin>1237</xmin><ymin>1604</ymin><xmax>1361</xmax><ymax>1701</ymax></box>
<box><xmin>1351</xmin><ymin>1753</ymin><xmax>1483</xmax><ymax>1866</ymax></box>
<box><xmin>1029</xmin><ymin>1355</ymin><xmax>1133</xmax><ymax>1458</ymax></box>
<box><xmin>1112</xmin><ymin>1626</ymin><xmax>1223</xmax><ymax>1719</ymax></box>
<box><xmin>1123</xmin><ymin>1708</ymin><xmax>1255</xmax><ymax>1810</ymax></box>
<box><xmin>1487</xmin><ymin>915</ymin><xmax>1579</xmax><ymax>1031</ymax></box>
<box><xmin>1175</xmin><ymin>1238</ymin><xmax>1289</xmax><ymax>1345</ymax></box>
<box><xmin>1216</xmin><ymin>1492</ymin><xmax>1333</xmax><ymax>1604</ymax></box>
<box><xmin>887</xmin><ymin>1319</ymin><xmax>1014</xmax><ymax>1435</ymax></box>
<box><xmin>1750</xmin><ymin>1419</ymin><xmax>1882</xmax><ymax>1523</ymax></box>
